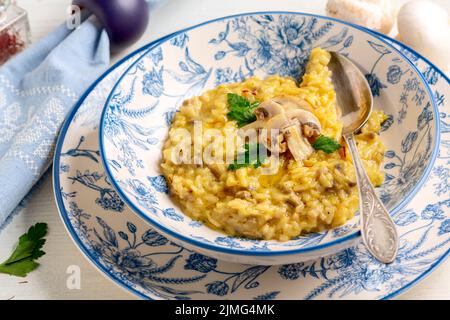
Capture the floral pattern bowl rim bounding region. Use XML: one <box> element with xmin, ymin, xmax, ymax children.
<box><xmin>98</xmin><ymin>11</ymin><xmax>440</xmax><ymax>259</ymax></box>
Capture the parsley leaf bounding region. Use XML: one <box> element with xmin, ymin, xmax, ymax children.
<box><xmin>228</xmin><ymin>143</ymin><xmax>268</xmax><ymax>170</ymax></box>
<box><xmin>0</xmin><ymin>223</ymin><xmax>48</xmax><ymax>277</ymax></box>
<box><xmin>226</xmin><ymin>93</ymin><xmax>259</xmax><ymax>127</ymax></box>
<box><xmin>312</xmin><ymin>135</ymin><xmax>341</xmax><ymax>154</ymax></box>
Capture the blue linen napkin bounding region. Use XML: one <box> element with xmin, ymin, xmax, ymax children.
<box><xmin>0</xmin><ymin>1</ymin><xmax>165</xmax><ymax>231</ymax></box>
<box><xmin>0</xmin><ymin>18</ymin><xmax>110</xmax><ymax>229</ymax></box>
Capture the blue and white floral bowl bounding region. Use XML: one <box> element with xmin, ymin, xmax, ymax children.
<box><xmin>99</xmin><ymin>12</ymin><xmax>440</xmax><ymax>265</ymax></box>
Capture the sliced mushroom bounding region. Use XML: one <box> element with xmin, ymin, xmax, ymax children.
<box><xmin>265</xmin><ymin>113</ymin><xmax>290</xmax><ymax>130</ymax></box>
<box><xmin>254</xmin><ymin>100</ymin><xmax>285</xmax><ymax>120</ymax></box>
<box><xmin>281</xmin><ymin>120</ymin><xmax>315</xmax><ymax>162</ymax></box>
<box><xmin>264</xmin><ymin>132</ymin><xmax>287</xmax><ymax>154</ymax></box>
<box><xmin>240</xmin><ymin>100</ymin><xmax>286</xmax><ymax>130</ymax></box>
<box><xmin>239</xmin><ymin>95</ymin><xmax>322</xmax><ymax>163</ymax></box>
<box><xmin>303</xmin><ymin>124</ymin><xmax>321</xmax><ymax>139</ymax></box>
<box><xmin>285</xmin><ymin>109</ymin><xmax>322</xmax><ymax>138</ymax></box>
<box><xmin>259</xmin><ymin>114</ymin><xmax>290</xmax><ymax>153</ymax></box>
<box><xmin>272</xmin><ymin>96</ymin><xmax>313</xmax><ymax>112</ymax></box>
<box><xmin>240</xmin><ymin>119</ymin><xmax>266</xmax><ymax>131</ymax></box>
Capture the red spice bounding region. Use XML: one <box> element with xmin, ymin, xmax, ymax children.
<box><xmin>241</xmin><ymin>89</ymin><xmax>252</xmax><ymax>98</ymax></box>
<box><xmin>338</xmin><ymin>145</ymin><xmax>347</xmax><ymax>160</ymax></box>
<box><xmin>0</xmin><ymin>28</ymin><xmax>25</xmax><ymax>65</ymax></box>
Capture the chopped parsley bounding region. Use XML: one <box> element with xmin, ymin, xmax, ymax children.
<box><xmin>228</xmin><ymin>143</ymin><xmax>268</xmax><ymax>170</ymax></box>
<box><xmin>0</xmin><ymin>223</ymin><xmax>48</xmax><ymax>277</ymax></box>
<box><xmin>226</xmin><ymin>93</ymin><xmax>259</xmax><ymax>127</ymax></box>
<box><xmin>312</xmin><ymin>135</ymin><xmax>341</xmax><ymax>154</ymax></box>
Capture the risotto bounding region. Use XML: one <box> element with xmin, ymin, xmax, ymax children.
<box><xmin>161</xmin><ymin>48</ymin><xmax>387</xmax><ymax>241</ymax></box>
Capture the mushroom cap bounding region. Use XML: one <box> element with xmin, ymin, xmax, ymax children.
<box><xmin>326</xmin><ymin>0</ymin><xmax>395</xmax><ymax>34</ymax></box>
<box><xmin>397</xmin><ymin>0</ymin><xmax>450</xmax><ymax>71</ymax></box>
<box><xmin>240</xmin><ymin>119</ymin><xmax>266</xmax><ymax>131</ymax></box>
<box><xmin>272</xmin><ymin>95</ymin><xmax>313</xmax><ymax>112</ymax></box>
<box><xmin>285</xmin><ymin>109</ymin><xmax>322</xmax><ymax>134</ymax></box>
<box><xmin>254</xmin><ymin>100</ymin><xmax>285</xmax><ymax>120</ymax></box>
<box><xmin>265</xmin><ymin>113</ymin><xmax>290</xmax><ymax>130</ymax></box>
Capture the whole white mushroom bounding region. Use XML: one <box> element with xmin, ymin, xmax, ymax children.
<box><xmin>326</xmin><ymin>0</ymin><xmax>396</xmax><ymax>34</ymax></box>
<box><xmin>397</xmin><ymin>0</ymin><xmax>450</xmax><ymax>72</ymax></box>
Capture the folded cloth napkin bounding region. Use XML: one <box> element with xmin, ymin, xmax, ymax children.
<box><xmin>0</xmin><ymin>0</ymin><xmax>164</xmax><ymax>231</ymax></box>
<box><xmin>0</xmin><ymin>18</ymin><xmax>110</xmax><ymax>229</ymax></box>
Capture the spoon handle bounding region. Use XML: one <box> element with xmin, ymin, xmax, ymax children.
<box><xmin>344</xmin><ymin>133</ymin><xmax>399</xmax><ymax>264</ymax></box>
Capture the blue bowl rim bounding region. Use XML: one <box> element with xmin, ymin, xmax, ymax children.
<box><xmin>52</xmin><ymin>15</ymin><xmax>448</xmax><ymax>301</ymax></box>
<box><xmin>98</xmin><ymin>11</ymin><xmax>441</xmax><ymax>257</ymax></box>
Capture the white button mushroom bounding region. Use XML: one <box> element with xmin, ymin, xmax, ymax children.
<box><xmin>397</xmin><ymin>0</ymin><xmax>450</xmax><ymax>72</ymax></box>
<box><xmin>281</xmin><ymin>120</ymin><xmax>315</xmax><ymax>162</ymax></box>
<box><xmin>326</xmin><ymin>0</ymin><xmax>396</xmax><ymax>34</ymax></box>
<box><xmin>240</xmin><ymin>96</ymin><xmax>322</xmax><ymax>162</ymax></box>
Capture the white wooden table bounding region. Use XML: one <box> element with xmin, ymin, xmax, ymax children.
<box><xmin>1</xmin><ymin>0</ymin><xmax>448</xmax><ymax>300</ymax></box>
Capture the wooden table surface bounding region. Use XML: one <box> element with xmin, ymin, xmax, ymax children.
<box><xmin>0</xmin><ymin>0</ymin><xmax>448</xmax><ymax>300</ymax></box>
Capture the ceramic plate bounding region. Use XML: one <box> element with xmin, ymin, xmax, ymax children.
<box><xmin>54</xmin><ymin>28</ymin><xmax>449</xmax><ymax>300</ymax></box>
<box><xmin>98</xmin><ymin>12</ymin><xmax>439</xmax><ymax>263</ymax></box>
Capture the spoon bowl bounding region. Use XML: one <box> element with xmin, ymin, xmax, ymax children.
<box><xmin>329</xmin><ymin>51</ymin><xmax>399</xmax><ymax>264</ymax></box>
<box><xmin>329</xmin><ymin>52</ymin><xmax>373</xmax><ymax>135</ymax></box>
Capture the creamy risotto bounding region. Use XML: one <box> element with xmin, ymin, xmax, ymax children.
<box><xmin>161</xmin><ymin>48</ymin><xmax>387</xmax><ymax>241</ymax></box>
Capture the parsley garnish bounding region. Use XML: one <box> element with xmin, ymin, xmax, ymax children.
<box><xmin>312</xmin><ymin>135</ymin><xmax>341</xmax><ymax>154</ymax></box>
<box><xmin>0</xmin><ymin>223</ymin><xmax>48</xmax><ymax>277</ymax></box>
<box><xmin>228</xmin><ymin>143</ymin><xmax>268</xmax><ymax>170</ymax></box>
<box><xmin>226</xmin><ymin>93</ymin><xmax>260</xmax><ymax>127</ymax></box>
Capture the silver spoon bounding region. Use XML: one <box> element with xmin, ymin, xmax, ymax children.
<box><xmin>328</xmin><ymin>51</ymin><xmax>398</xmax><ymax>264</ymax></box>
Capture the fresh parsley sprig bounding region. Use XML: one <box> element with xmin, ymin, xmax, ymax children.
<box><xmin>226</xmin><ymin>93</ymin><xmax>259</xmax><ymax>127</ymax></box>
<box><xmin>228</xmin><ymin>143</ymin><xmax>268</xmax><ymax>170</ymax></box>
<box><xmin>312</xmin><ymin>135</ymin><xmax>341</xmax><ymax>154</ymax></box>
<box><xmin>0</xmin><ymin>223</ymin><xmax>48</xmax><ymax>277</ymax></box>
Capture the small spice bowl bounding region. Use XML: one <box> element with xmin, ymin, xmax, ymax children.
<box><xmin>0</xmin><ymin>0</ymin><xmax>30</xmax><ymax>65</ymax></box>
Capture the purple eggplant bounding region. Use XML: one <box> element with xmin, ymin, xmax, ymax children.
<box><xmin>73</xmin><ymin>0</ymin><xmax>150</xmax><ymax>51</ymax></box>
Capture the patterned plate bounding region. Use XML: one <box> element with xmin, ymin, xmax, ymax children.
<box><xmin>53</xmin><ymin>31</ymin><xmax>449</xmax><ymax>299</ymax></box>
